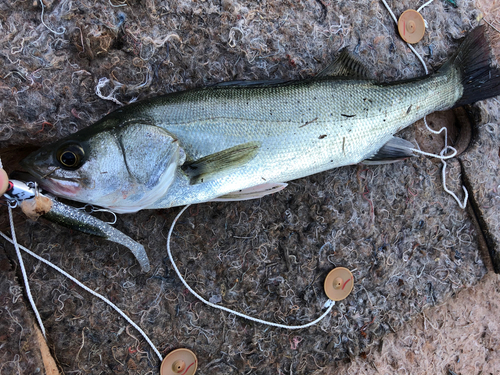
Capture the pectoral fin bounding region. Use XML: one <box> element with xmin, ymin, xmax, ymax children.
<box><xmin>211</xmin><ymin>182</ymin><xmax>288</xmax><ymax>201</ymax></box>
<box><xmin>362</xmin><ymin>137</ymin><xmax>415</xmax><ymax>165</ymax></box>
<box><xmin>182</xmin><ymin>141</ymin><xmax>260</xmax><ymax>184</ymax></box>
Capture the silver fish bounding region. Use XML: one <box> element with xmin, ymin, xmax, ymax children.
<box><xmin>21</xmin><ymin>26</ymin><xmax>500</xmax><ymax>213</ymax></box>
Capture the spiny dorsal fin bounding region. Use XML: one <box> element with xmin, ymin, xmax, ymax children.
<box><xmin>362</xmin><ymin>136</ymin><xmax>414</xmax><ymax>165</ymax></box>
<box><xmin>182</xmin><ymin>141</ymin><xmax>260</xmax><ymax>185</ymax></box>
<box><xmin>316</xmin><ymin>48</ymin><xmax>372</xmax><ymax>80</ymax></box>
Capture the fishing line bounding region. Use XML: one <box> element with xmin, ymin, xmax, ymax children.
<box><xmin>380</xmin><ymin>0</ymin><xmax>469</xmax><ymax>209</ymax></box>
<box><xmin>412</xmin><ymin>117</ymin><xmax>468</xmax><ymax>208</ymax></box>
<box><xmin>0</xmin><ymin>156</ymin><xmax>46</xmax><ymax>338</ymax></box>
<box><xmin>0</xmin><ymin>230</ymin><xmax>163</xmax><ymax>361</ymax></box>
<box><xmin>416</xmin><ymin>0</ymin><xmax>435</xmax><ymax>13</ymax></box>
<box><xmin>0</xmin><ymin>200</ymin><xmax>333</xmax><ymax>367</ymax></box>
<box><xmin>410</xmin><ymin>143</ymin><xmax>468</xmax><ymax>209</ymax></box>
<box><xmin>167</xmin><ymin>204</ymin><xmax>335</xmax><ymax>329</ymax></box>
<box><xmin>7</xmin><ymin>206</ymin><xmax>46</xmax><ymax>338</ymax></box>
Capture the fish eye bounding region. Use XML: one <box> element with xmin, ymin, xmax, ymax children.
<box><xmin>56</xmin><ymin>144</ymin><xmax>85</xmax><ymax>169</ymax></box>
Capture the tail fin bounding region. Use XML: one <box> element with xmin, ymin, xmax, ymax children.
<box><xmin>443</xmin><ymin>25</ymin><xmax>500</xmax><ymax>107</ymax></box>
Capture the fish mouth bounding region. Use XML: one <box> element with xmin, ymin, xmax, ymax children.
<box><xmin>32</xmin><ymin>174</ymin><xmax>82</xmax><ymax>197</ymax></box>
<box><xmin>19</xmin><ymin>159</ymin><xmax>82</xmax><ymax>198</ymax></box>
<box><xmin>42</xmin><ymin>179</ymin><xmax>82</xmax><ymax>197</ymax></box>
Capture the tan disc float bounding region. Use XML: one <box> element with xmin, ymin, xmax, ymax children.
<box><xmin>161</xmin><ymin>348</ymin><xmax>198</xmax><ymax>375</ymax></box>
<box><xmin>398</xmin><ymin>9</ymin><xmax>425</xmax><ymax>44</ymax></box>
<box><xmin>324</xmin><ymin>267</ymin><xmax>354</xmax><ymax>301</ymax></box>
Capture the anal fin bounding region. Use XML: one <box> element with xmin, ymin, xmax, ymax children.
<box><xmin>362</xmin><ymin>137</ymin><xmax>414</xmax><ymax>165</ymax></box>
<box><xmin>182</xmin><ymin>141</ymin><xmax>260</xmax><ymax>185</ymax></box>
<box><xmin>211</xmin><ymin>182</ymin><xmax>288</xmax><ymax>202</ymax></box>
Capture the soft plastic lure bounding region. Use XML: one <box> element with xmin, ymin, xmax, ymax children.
<box><xmin>3</xmin><ymin>178</ymin><xmax>150</xmax><ymax>272</ymax></box>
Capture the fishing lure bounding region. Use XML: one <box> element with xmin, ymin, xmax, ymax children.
<box><xmin>3</xmin><ymin>178</ymin><xmax>150</xmax><ymax>272</ymax></box>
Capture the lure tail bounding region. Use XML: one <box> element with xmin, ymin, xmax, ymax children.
<box><xmin>444</xmin><ymin>25</ymin><xmax>500</xmax><ymax>107</ymax></box>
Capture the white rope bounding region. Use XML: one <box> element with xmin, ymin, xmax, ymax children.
<box><xmin>380</xmin><ymin>0</ymin><xmax>398</xmax><ymax>24</ymax></box>
<box><xmin>167</xmin><ymin>205</ymin><xmax>335</xmax><ymax>330</ymax></box>
<box><xmin>422</xmin><ymin>117</ymin><xmax>468</xmax><ymax>208</ymax></box>
<box><xmin>408</xmin><ymin>44</ymin><xmax>428</xmax><ymax>75</ymax></box>
<box><xmin>411</xmin><ymin>144</ymin><xmax>468</xmax><ymax>208</ymax></box>
<box><xmin>442</xmin><ymin>162</ymin><xmax>468</xmax><ymax>209</ymax></box>
<box><xmin>7</xmin><ymin>207</ymin><xmax>46</xmax><ymax>338</ymax></box>
<box><xmin>410</xmin><ymin>145</ymin><xmax>457</xmax><ymax>160</ymax></box>
<box><xmin>416</xmin><ymin>0</ymin><xmax>434</xmax><ymax>13</ymax></box>
<box><xmin>408</xmin><ymin>117</ymin><xmax>468</xmax><ymax>209</ymax></box>
<box><xmin>0</xmin><ymin>230</ymin><xmax>163</xmax><ymax>362</ymax></box>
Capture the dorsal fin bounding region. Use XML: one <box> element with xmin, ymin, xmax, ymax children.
<box><xmin>316</xmin><ymin>48</ymin><xmax>372</xmax><ymax>80</ymax></box>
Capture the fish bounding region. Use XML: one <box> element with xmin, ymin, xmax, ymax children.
<box><xmin>21</xmin><ymin>26</ymin><xmax>500</xmax><ymax>214</ymax></box>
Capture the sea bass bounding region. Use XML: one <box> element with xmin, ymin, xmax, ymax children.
<box><xmin>22</xmin><ymin>26</ymin><xmax>500</xmax><ymax>213</ymax></box>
